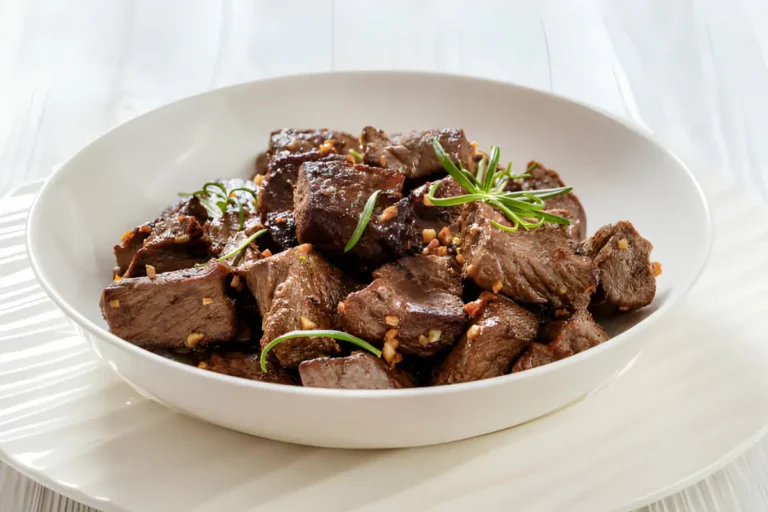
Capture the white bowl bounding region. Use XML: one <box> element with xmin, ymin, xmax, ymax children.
<box><xmin>26</xmin><ymin>72</ymin><xmax>711</xmax><ymax>449</ymax></box>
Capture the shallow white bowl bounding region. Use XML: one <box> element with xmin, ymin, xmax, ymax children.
<box><xmin>26</xmin><ymin>72</ymin><xmax>711</xmax><ymax>449</ymax></box>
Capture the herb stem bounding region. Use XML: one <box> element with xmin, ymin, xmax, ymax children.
<box><xmin>344</xmin><ymin>190</ymin><xmax>380</xmax><ymax>253</ymax></box>
<box><xmin>260</xmin><ymin>330</ymin><xmax>382</xmax><ymax>372</ymax></box>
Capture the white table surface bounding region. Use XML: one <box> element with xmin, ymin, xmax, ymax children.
<box><xmin>1</xmin><ymin>1</ymin><xmax>767</xmax><ymax>510</ymax></box>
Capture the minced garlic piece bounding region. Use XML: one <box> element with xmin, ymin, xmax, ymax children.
<box><xmin>140</xmin><ymin>224</ymin><xmax>152</xmax><ymax>234</ymax></box>
<box><xmin>198</xmin><ymin>361</ymin><xmax>209</xmax><ymax>369</ymax></box>
<box><xmin>382</xmin><ymin>338</ymin><xmax>401</xmax><ymax>366</ymax></box>
<box><xmin>230</xmin><ymin>274</ymin><xmax>241</xmax><ymax>288</ymax></box>
<box><xmin>109</xmin><ymin>299</ymin><xmax>120</xmax><ymax>308</ymax></box>
<box><xmin>470</xmin><ymin>141</ymin><xmax>478</xmax><ymax>148</ymax></box>
<box><xmin>174</xmin><ymin>234</ymin><xmax>190</xmax><ymax>244</ymax></box>
<box><xmin>436</xmin><ymin>246</ymin><xmax>448</xmax><ymax>256</ymax></box>
<box><xmin>467</xmin><ymin>325</ymin><xmax>481</xmax><ymax>339</ymax></box>
<box><xmin>456</xmin><ymin>254</ymin><xmax>466</xmax><ymax>265</ymax></box>
<box><xmin>438</xmin><ymin>226</ymin><xmax>452</xmax><ymax>245</ymax></box>
<box><xmin>385</xmin><ymin>328</ymin><xmax>399</xmax><ymax>341</ymax></box>
<box><xmin>186</xmin><ymin>332</ymin><xmax>204</xmax><ymax>348</ymax></box>
<box><xmin>113</xmin><ymin>274</ymin><xmax>122</xmax><ymax>282</ymax></box>
<box><xmin>652</xmin><ymin>261</ymin><xmax>663</xmax><ymax>277</ymax></box>
<box><xmin>418</xmin><ymin>334</ymin><xmax>430</xmax><ymax>346</ymax></box>
<box><xmin>384</xmin><ymin>315</ymin><xmax>399</xmax><ymax>327</ymax></box>
<box><xmin>469</xmin><ymin>224</ymin><xmax>481</xmax><ymax>235</ymax></box>
<box><xmin>202</xmin><ymin>297</ymin><xmax>213</xmax><ymax>305</ymax></box>
<box><xmin>428</xmin><ymin>329</ymin><xmax>442</xmax><ymax>343</ymax></box>
<box><xmin>300</xmin><ymin>316</ymin><xmax>317</xmax><ymax>330</ymax></box>
<box><xmin>254</xmin><ymin>174</ymin><xmax>266</xmax><ymax>186</ymax></box>
<box><xmin>379</xmin><ymin>205</ymin><xmax>398</xmax><ymax>222</ymax></box>
<box><xmin>262</xmin><ymin>249</ymin><xmax>273</xmax><ymax>257</ymax></box>
<box><xmin>146</xmin><ymin>264</ymin><xmax>157</xmax><ymax>280</ymax></box>
<box><xmin>337</xmin><ymin>301</ymin><xmax>346</xmax><ymax>313</ymax></box>
<box><xmin>423</xmin><ymin>195</ymin><xmax>435</xmax><ymax>207</ymax></box>
<box><xmin>617</xmin><ymin>238</ymin><xmax>629</xmax><ymax>250</ymax></box>
<box><xmin>379</xmin><ymin>155</ymin><xmax>388</xmax><ymax>167</ymax></box>
<box><xmin>492</xmin><ymin>280</ymin><xmax>503</xmax><ymax>293</ymax></box>
<box><xmin>422</xmin><ymin>229</ymin><xmax>437</xmax><ymax>244</ymax></box>
<box><xmin>452</xmin><ymin>237</ymin><xmax>462</xmax><ymax>246</ymax></box>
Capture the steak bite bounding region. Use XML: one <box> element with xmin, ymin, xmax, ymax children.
<box><xmin>507</xmin><ymin>161</ymin><xmax>587</xmax><ymax>241</ymax></box>
<box><xmin>339</xmin><ymin>255</ymin><xmax>467</xmax><ymax>357</ymax></box>
<box><xmin>299</xmin><ymin>351</ymin><xmax>414</xmax><ymax>390</ymax></box>
<box><xmin>200</xmin><ymin>352</ymin><xmax>296</xmax><ymax>385</ymax></box>
<box><xmin>114</xmin><ymin>196</ymin><xmax>210</xmax><ymax>277</ymax></box>
<box><xmin>294</xmin><ymin>159</ymin><xmax>413</xmax><ymax>263</ymax></box>
<box><xmin>460</xmin><ymin>203</ymin><xmax>598</xmax><ymax>310</ymax></box>
<box><xmin>432</xmin><ymin>292</ymin><xmax>538</xmax><ymax>385</ymax></box>
<box><xmin>361</xmin><ymin>126</ymin><xmax>476</xmax><ymax>180</ymax></box>
<box><xmin>258</xmin><ymin>151</ymin><xmax>348</xmax><ymax>252</ymax></box>
<box><xmin>577</xmin><ymin>221</ymin><xmax>657</xmax><ymax>311</ymax></box>
<box><xmin>266</xmin><ymin>128</ymin><xmax>358</xmax><ymax>160</ymax></box>
<box><xmin>100</xmin><ymin>261</ymin><xmax>237</xmax><ymax>349</ymax></box>
<box><xmin>512</xmin><ymin>309</ymin><xmax>608</xmax><ymax>373</ymax></box>
<box><xmin>241</xmin><ymin>245</ymin><xmax>352</xmax><ymax>368</ymax></box>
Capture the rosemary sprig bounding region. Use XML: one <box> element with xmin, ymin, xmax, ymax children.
<box><xmin>348</xmin><ymin>149</ymin><xmax>363</xmax><ymax>162</ymax></box>
<box><xmin>427</xmin><ymin>140</ymin><xmax>572</xmax><ymax>232</ymax></box>
<box><xmin>260</xmin><ymin>330</ymin><xmax>382</xmax><ymax>372</ymax></box>
<box><xmin>194</xmin><ymin>228</ymin><xmax>267</xmax><ymax>267</ymax></box>
<box><xmin>344</xmin><ymin>190</ymin><xmax>380</xmax><ymax>252</ymax></box>
<box><xmin>179</xmin><ymin>182</ymin><xmax>258</xmax><ymax>231</ymax></box>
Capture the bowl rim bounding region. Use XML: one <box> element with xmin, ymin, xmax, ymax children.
<box><xmin>25</xmin><ymin>70</ymin><xmax>714</xmax><ymax>398</ymax></box>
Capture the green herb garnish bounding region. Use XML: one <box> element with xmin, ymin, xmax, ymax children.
<box><xmin>427</xmin><ymin>141</ymin><xmax>572</xmax><ymax>232</ymax></box>
<box><xmin>348</xmin><ymin>149</ymin><xmax>364</xmax><ymax>162</ymax></box>
<box><xmin>179</xmin><ymin>182</ymin><xmax>258</xmax><ymax>231</ymax></box>
<box><xmin>195</xmin><ymin>228</ymin><xmax>267</xmax><ymax>267</ymax></box>
<box><xmin>260</xmin><ymin>330</ymin><xmax>382</xmax><ymax>372</ymax></box>
<box><xmin>344</xmin><ymin>190</ymin><xmax>380</xmax><ymax>253</ymax></box>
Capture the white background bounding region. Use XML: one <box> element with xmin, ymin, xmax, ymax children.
<box><xmin>1</xmin><ymin>0</ymin><xmax>767</xmax><ymax>510</ymax></box>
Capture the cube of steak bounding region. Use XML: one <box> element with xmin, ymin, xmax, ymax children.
<box><xmin>258</xmin><ymin>151</ymin><xmax>348</xmax><ymax>252</ymax></box>
<box><xmin>100</xmin><ymin>261</ymin><xmax>236</xmax><ymax>349</ymax></box>
<box><xmin>460</xmin><ymin>202</ymin><xmax>598</xmax><ymax>310</ymax></box>
<box><xmin>577</xmin><ymin>221</ymin><xmax>657</xmax><ymax>311</ymax></box>
<box><xmin>409</xmin><ymin>176</ymin><xmax>466</xmax><ymax>249</ymax></box>
<box><xmin>511</xmin><ymin>343</ymin><xmax>557</xmax><ymax>373</ymax></box>
<box><xmin>113</xmin><ymin>196</ymin><xmax>210</xmax><ymax>276</ymax></box>
<box><xmin>241</xmin><ymin>245</ymin><xmax>351</xmax><ymax>368</ymax></box>
<box><xmin>339</xmin><ymin>255</ymin><xmax>467</xmax><ymax>356</ymax></box>
<box><xmin>511</xmin><ymin>309</ymin><xmax>608</xmax><ymax>373</ymax></box>
<box><xmin>361</xmin><ymin>126</ymin><xmax>476</xmax><ymax>180</ymax></box>
<box><xmin>299</xmin><ymin>351</ymin><xmax>413</xmax><ymax>390</ymax></box>
<box><xmin>507</xmin><ymin>161</ymin><xmax>587</xmax><ymax>241</ymax></box>
<box><xmin>267</xmin><ymin>128</ymin><xmax>358</xmax><ymax>159</ymax></box>
<box><xmin>200</xmin><ymin>352</ymin><xmax>296</xmax><ymax>385</ymax></box>
<box><xmin>432</xmin><ymin>292</ymin><xmax>538</xmax><ymax>385</ymax></box>
<box><xmin>294</xmin><ymin>159</ymin><xmax>413</xmax><ymax>263</ymax></box>
<box><xmin>540</xmin><ymin>309</ymin><xmax>608</xmax><ymax>358</ymax></box>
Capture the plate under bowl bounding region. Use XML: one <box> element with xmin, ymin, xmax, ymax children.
<box><xmin>26</xmin><ymin>71</ymin><xmax>711</xmax><ymax>448</ymax></box>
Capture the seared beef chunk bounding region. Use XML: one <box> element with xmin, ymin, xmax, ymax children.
<box><xmin>114</xmin><ymin>197</ymin><xmax>210</xmax><ymax>277</ymax></box>
<box><xmin>258</xmin><ymin>151</ymin><xmax>347</xmax><ymax>252</ymax></box>
<box><xmin>409</xmin><ymin>176</ymin><xmax>465</xmax><ymax>249</ymax></box>
<box><xmin>241</xmin><ymin>245</ymin><xmax>351</xmax><ymax>368</ymax></box>
<box><xmin>200</xmin><ymin>352</ymin><xmax>296</xmax><ymax>385</ymax></box>
<box><xmin>340</xmin><ymin>255</ymin><xmax>467</xmax><ymax>357</ymax></box>
<box><xmin>361</xmin><ymin>126</ymin><xmax>476</xmax><ymax>180</ymax></box>
<box><xmin>100</xmin><ymin>261</ymin><xmax>236</xmax><ymax>349</ymax></box>
<box><xmin>460</xmin><ymin>203</ymin><xmax>598</xmax><ymax>310</ymax></box>
<box><xmin>512</xmin><ymin>309</ymin><xmax>607</xmax><ymax>372</ymax></box>
<box><xmin>266</xmin><ymin>128</ymin><xmax>358</xmax><ymax>160</ymax></box>
<box><xmin>507</xmin><ymin>161</ymin><xmax>586</xmax><ymax>241</ymax></box>
<box><xmin>299</xmin><ymin>351</ymin><xmax>413</xmax><ymax>390</ymax></box>
<box><xmin>511</xmin><ymin>343</ymin><xmax>557</xmax><ymax>373</ymax></box>
<box><xmin>432</xmin><ymin>292</ymin><xmax>538</xmax><ymax>384</ymax></box>
<box><xmin>294</xmin><ymin>159</ymin><xmax>413</xmax><ymax>263</ymax></box>
<box><xmin>577</xmin><ymin>221</ymin><xmax>657</xmax><ymax>311</ymax></box>
<box><xmin>203</xmin><ymin>179</ymin><xmax>262</xmax><ymax>257</ymax></box>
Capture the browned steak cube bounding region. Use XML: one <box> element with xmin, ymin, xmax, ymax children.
<box><xmin>577</xmin><ymin>221</ymin><xmax>657</xmax><ymax>311</ymax></box>
<box><xmin>200</xmin><ymin>352</ymin><xmax>296</xmax><ymax>385</ymax></box>
<box><xmin>267</xmin><ymin>128</ymin><xmax>358</xmax><ymax>158</ymax></box>
<box><xmin>299</xmin><ymin>351</ymin><xmax>413</xmax><ymax>390</ymax></box>
<box><xmin>432</xmin><ymin>292</ymin><xmax>538</xmax><ymax>385</ymax></box>
<box><xmin>512</xmin><ymin>309</ymin><xmax>608</xmax><ymax>373</ymax></box>
<box><xmin>339</xmin><ymin>255</ymin><xmax>467</xmax><ymax>357</ymax></box>
<box><xmin>241</xmin><ymin>245</ymin><xmax>351</xmax><ymax>368</ymax></box>
<box><xmin>113</xmin><ymin>196</ymin><xmax>210</xmax><ymax>277</ymax></box>
<box><xmin>507</xmin><ymin>161</ymin><xmax>587</xmax><ymax>241</ymax></box>
<box><xmin>361</xmin><ymin>126</ymin><xmax>476</xmax><ymax>180</ymax></box>
<box><xmin>511</xmin><ymin>343</ymin><xmax>557</xmax><ymax>373</ymax></box>
<box><xmin>100</xmin><ymin>261</ymin><xmax>236</xmax><ymax>349</ymax></box>
<box><xmin>460</xmin><ymin>203</ymin><xmax>598</xmax><ymax>310</ymax></box>
<box><xmin>257</xmin><ymin>151</ymin><xmax>348</xmax><ymax>251</ymax></box>
<box><xmin>294</xmin><ymin>159</ymin><xmax>413</xmax><ymax>263</ymax></box>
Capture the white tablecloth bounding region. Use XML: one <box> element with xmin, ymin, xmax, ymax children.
<box><xmin>1</xmin><ymin>1</ymin><xmax>767</xmax><ymax>510</ymax></box>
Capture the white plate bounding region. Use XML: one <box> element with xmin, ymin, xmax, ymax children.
<box><xmin>2</xmin><ymin>181</ymin><xmax>768</xmax><ymax>511</ymax></box>
<box><xmin>24</xmin><ymin>72</ymin><xmax>710</xmax><ymax>448</ymax></box>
